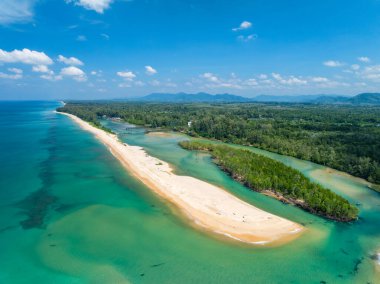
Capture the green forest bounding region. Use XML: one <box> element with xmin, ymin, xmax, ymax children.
<box><xmin>57</xmin><ymin>102</ymin><xmax>380</xmax><ymax>184</ymax></box>
<box><xmin>179</xmin><ymin>140</ymin><xmax>358</xmax><ymax>221</ymax></box>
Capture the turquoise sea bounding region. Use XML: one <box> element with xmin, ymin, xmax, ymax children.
<box><xmin>0</xmin><ymin>101</ymin><xmax>379</xmax><ymax>283</ymax></box>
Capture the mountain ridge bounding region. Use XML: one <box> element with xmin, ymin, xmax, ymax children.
<box><xmin>123</xmin><ymin>92</ymin><xmax>380</xmax><ymax>104</ymax></box>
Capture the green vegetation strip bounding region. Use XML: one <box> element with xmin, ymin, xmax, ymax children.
<box><xmin>56</xmin><ymin>102</ymin><xmax>380</xmax><ymax>185</ymax></box>
<box><xmin>179</xmin><ymin>140</ymin><xmax>358</xmax><ymax>222</ymax></box>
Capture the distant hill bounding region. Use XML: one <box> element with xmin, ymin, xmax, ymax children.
<box><xmin>348</xmin><ymin>93</ymin><xmax>380</xmax><ymax>104</ymax></box>
<box><xmin>313</xmin><ymin>93</ymin><xmax>380</xmax><ymax>105</ymax></box>
<box><xmin>252</xmin><ymin>94</ymin><xmax>324</xmax><ymax>103</ymax></box>
<box><xmin>130</xmin><ymin>92</ymin><xmax>252</xmax><ymax>102</ymax></box>
<box><xmin>126</xmin><ymin>92</ymin><xmax>380</xmax><ymax>104</ymax></box>
<box><xmin>312</xmin><ymin>96</ymin><xmax>350</xmax><ymax>104</ymax></box>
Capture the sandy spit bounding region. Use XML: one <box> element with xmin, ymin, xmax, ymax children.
<box><xmin>59</xmin><ymin>112</ymin><xmax>303</xmax><ymax>245</ymax></box>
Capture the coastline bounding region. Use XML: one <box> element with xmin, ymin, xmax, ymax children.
<box><xmin>58</xmin><ymin>111</ymin><xmax>304</xmax><ymax>246</ymax></box>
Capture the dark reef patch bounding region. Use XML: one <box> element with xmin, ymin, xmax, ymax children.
<box><xmin>16</xmin><ymin>122</ymin><xmax>59</xmax><ymax>229</ymax></box>
<box><xmin>151</xmin><ymin>262</ymin><xmax>165</xmax><ymax>268</ymax></box>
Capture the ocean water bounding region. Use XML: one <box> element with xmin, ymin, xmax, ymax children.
<box><xmin>1</xmin><ymin>101</ymin><xmax>379</xmax><ymax>283</ymax></box>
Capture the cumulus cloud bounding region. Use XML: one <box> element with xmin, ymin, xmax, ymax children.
<box><xmin>76</xmin><ymin>35</ymin><xmax>87</xmax><ymax>41</ymax></box>
<box><xmin>237</xmin><ymin>34</ymin><xmax>257</xmax><ymax>42</ymax></box>
<box><xmin>8</xmin><ymin>67</ymin><xmax>23</xmax><ymax>74</ymax></box>
<box><xmin>117</xmin><ymin>71</ymin><xmax>136</xmax><ymax>81</ymax></box>
<box><xmin>311</xmin><ymin>77</ymin><xmax>329</xmax><ymax>83</ymax></box>
<box><xmin>58</xmin><ymin>55</ymin><xmax>84</xmax><ymax>66</ymax></box>
<box><xmin>149</xmin><ymin>80</ymin><xmax>160</xmax><ymax>86</ymax></box>
<box><xmin>351</xmin><ymin>64</ymin><xmax>360</xmax><ymax>71</ymax></box>
<box><xmin>61</xmin><ymin>66</ymin><xmax>87</xmax><ymax>81</ymax></box>
<box><xmin>32</xmin><ymin>64</ymin><xmax>63</xmax><ymax>81</ymax></box>
<box><xmin>244</xmin><ymin>78</ymin><xmax>258</xmax><ymax>86</ymax></box>
<box><xmin>358</xmin><ymin>56</ymin><xmax>370</xmax><ymax>63</ymax></box>
<box><xmin>360</xmin><ymin>65</ymin><xmax>380</xmax><ymax>82</ymax></box>
<box><xmin>134</xmin><ymin>80</ymin><xmax>145</xmax><ymax>87</ymax></box>
<box><xmin>323</xmin><ymin>60</ymin><xmax>343</xmax><ymax>67</ymax></box>
<box><xmin>101</xmin><ymin>33</ymin><xmax>110</xmax><ymax>40</ymax></box>
<box><xmin>272</xmin><ymin>73</ymin><xmax>307</xmax><ymax>85</ymax></box>
<box><xmin>200</xmin><ymin>72</ymin><xmax>219</xmax><ymax>82</ymax></box>
<box><xmin>40</xmin><ymin>74</ymin><xmax>63</xmax><ymax>81</ymax></box>
<box><xmin>0</xmin><ymin>0</ymin><xmax>36</xmax><ymax>25</ymax></box>
<box><xmin>118</xmin><ymin>82</ymin><xmax>131</xmax><ymax>88</ymax></box>
<box><xmin>66</xmin><ymin>0</ymin><xmax>113</xmax><ymax>13</ymax></box>
<box><xmin>258</xmin><ymin>74</ymin><xmax>268</xmax><ymax>79</ymax></box>
<box><xmin>0</xmin><ymin>67</ymin><xmax>23</xmax><ymax>79</ymax></box>
<box><xmin>316</xmin><ymin>81</ymin><xmax>350</xmax><ymax>88</ymax></box>
<box><xmin>199</xmin><ymin>73</ymin><xmax>243</xmax><ymax>89</ymax></box>
<box><xmin>145</xmin><ymin>65</ymin><xmax>157</xmax><ymax>75</ymax></box>
<box><xmin>0</xmin><ymin>48</ymin><xmax>53</xmax><ymax>65</ymax></box>
<box><xmin>32</xmin><ymin>65</ymin><xmax>51</xmax><ymax>73</ymax></box>
<box><xmin>232</xmin><ymin>21</ymin><xmax>252</xmax><ymax>31</ymax></box>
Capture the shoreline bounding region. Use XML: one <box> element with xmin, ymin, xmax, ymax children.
<box><xmin>58</xmin><ymin>111</ymin><xmax>304</xmax><ymax>246</ymax></box>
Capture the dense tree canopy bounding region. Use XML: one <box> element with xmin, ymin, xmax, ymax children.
<box><xmin>57</xmin><ymin>102</ymin><xmax>380</xmax><ymax>184</ymax></box>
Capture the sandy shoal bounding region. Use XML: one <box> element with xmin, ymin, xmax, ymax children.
<box><xmin>59</xmin><ymin>112</ymin><xmax>303</xmax><ymax>245</ymax></box>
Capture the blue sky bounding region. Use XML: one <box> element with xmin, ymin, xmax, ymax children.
<box><xmin>1</xmin><ymin>0</ymin><xmax>380</xmax><ymax>99</ymax></box>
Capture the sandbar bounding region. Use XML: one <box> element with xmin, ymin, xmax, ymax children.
<box><xmin>59</xmin><ymin>112</ymin><xmax>303</xmax><ymax>245</ymax></box>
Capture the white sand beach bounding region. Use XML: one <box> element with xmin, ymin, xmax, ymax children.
<box><xmin>59</xmin><ymin>112</ymin><xmax>303</xmax><ymax>245</ymax></box>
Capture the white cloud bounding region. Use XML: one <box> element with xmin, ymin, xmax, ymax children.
<box><xmin>118</xmin><ymin>82</ymin><xmax>131</xmax><ymax>88</ymax></box>
<box><xmin>323</xmin><ymin>60</ymin><xmax>343</xmax><ymax>67</ymax></box>
<box><xmin>145</xmin><ymin>65</ymin><xmax>157</xmax><ymax>75</ymax></box>
<box><xmin>317</xmin><ymin>81</ymin><xmax>350</xmax><ymax>88</ymax></box>
<box><xmin>32</xmin><ymin>65</ymin><xmax>51</xmax><ymax>73</ymax></box>
<box><xmin>354</xmin><ymin>82</ymin><xmax>367</xmax><ymax>87</ymax></box>
<box><xmin>0</xmin><ymin>67</ymin><xmax>23</xmax><ymax>79</ymax></box>
<box><xmin>66</xmin><ymin>0</ymin><xmax>113</xmax><ymax>14</ymax></box>
<box><xmin>237</xmin><ymin>34</ymin><xmax>257</xmax><ymax>42</ymax></box>
<box><xmin>134</xmin><ymin>80</ymin><xmax>145</xmax><ymax>86</ymax></box>
<box><xmin>117</xmin><ymin>71</ymin><xmax>136</xmax><ymax>81</ymax></box>
<box><xmin>205</xmin><ymin>82</ymin><xmax>243</xmax><ymax>89</ymax></box>
<box><xmin>351</xmin><ymin>64</ymin><xmax>360</xmax><ymax>71</ymax></box>
<box><xmin>101</xmin><ymin>33</ymin><xmax>110</xmax><ymax>40</ymax></box>
<box><xmin>149</xmin><ymin>80</ymin><xmax>160</xmax><ymax>86</ymax></box>
<box><xmin>200</xmin><ymin>73</ymin><xmax>243</xmax><ymax>89</ymax></box>
<box><xmin>165</xmin><ymin>82</ymin><xmax>177</xmax><ymax>87</ymax></box>
<box><xmin>76</xmin><ymin>35</ymin><xmax>87</xmax><ymax>41</ymax></box>
<box><xmin>232</xmin><ymin>21</ymin><xmax>252</xmax><ymax>31</ymax></box>
<box><xmin>0</xmin><ymin>0</ymin><xmax>35</xmax><ymax>25</ymax></box>
<box><xmin>360</xmin><ymin>65</ymin><xmax>380</xmax><ymax>82</ymax></box>
<box><xmin>244</xmin><ymin>78</ymin><xmax>258</xmax><ymax>86</ymax></box>
<box><xmin>58</xmin><ymin>55</ymin><xmax>84</xmax><ymax>66</ymax></box>
<box><xmin>311</xmin><ymin>77</ymin><xmax>329</xmax><ymax>83</ymax></box>
<box><xmin>272</xmin><ymin>73</ymin><xmax>307</xmax><ymax>85</ymax></box>
<box><xmin>310</xmin><ymin>77</ymin><xmax>349</xmax><ymax>88</ymax></box>
<box><xmin>258</xmin><ymin>74</ymin><xmax>268</xmax><ymax>79</ymax></box>
<box><xmin>0</xmin><ymin>48</ymin><xmax>53</xmax><ymax>65</ymax></box>
<box><xmin>60</xmin><ymin>66</ymin><xmax>87</xmax><ymax>82</ymax></box>
<box><xmin>200</xmin><ymin>72</ymin><xmax>219</xmax><ymax>82</ymax></box>
<box><xmin>8</xmin><ymin>67</ymin><xmax>23</xmax><ymax>74</ymax></box>
<box><xmin>358</xmin><ymin>56</ymin><xmax>370</xmax><ymax>63</ymax></box>
<box><xmin>40</xmin><ymin>74</ymin><xmax>62</xmax><ymax>81</ymax></box>
<box><xmin>32</xmin><ymin>65</ymin><xmax>63</xmax><ymax>81</ymax></box>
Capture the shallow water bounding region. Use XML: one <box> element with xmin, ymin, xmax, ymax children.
<box><xmin>1</xmin><ymin>102</ymin><xmax>379</xmax><ymax>283</ymax></box>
